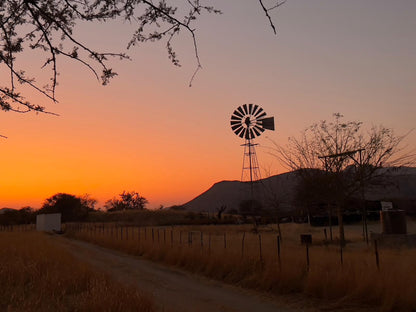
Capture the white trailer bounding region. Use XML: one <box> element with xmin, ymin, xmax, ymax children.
<box><xmin>36</xmin><ymin>213</ymin><xmax>62</xmax><ymax>232</ymax></box>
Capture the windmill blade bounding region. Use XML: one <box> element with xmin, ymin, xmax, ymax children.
<box><xmin>254</xmin><ymin>125</ymin><xmax>265</xmax><ymax>133</ymax></box>
<box><xmin>259</xmin><ymin>117</ymin><xmax>275</xmax><ymax>130</ymax></box>
<box><xmin>234</xmin><ymin>126</ymin><xmax>244</xmax><ymax>136</ymax></box>
<box><xmin>254</xmin><ymin>107</ymin><xmax>263</xmax><ymax>117</ymax></box>
<box><xmin>252</xmin><ymin>127</ymin><xmax>262</xmax><ymax>137</ymax></box>
<box><xmin>233</xmin><ymin>110</ymin><xmax>244</xmax><ymax>118</ymax></box>
<box><xmin>242</xmin><ymin>104</ymin><xmax>249</xmax><ymax>115</ymax></box>
<box><xmin>231</xmin><ymin>120</ymin><xmax>242</xmax><ymax>126</ymax></box>
<box><xmin>239</xmin><ymin>128</ymin><xmax>247</xmax><ymax>138</ymax></box>
<box><xmin>231</xmin><ymin>116</ymin><xmax>242</xmax><ymax>122</ymax></box>
<box><xmin>252</xmin><ymin>104</ymin><xmax>259</xmax><ymax>116</ymax></box>
<box><xmin>231</xmin><ymin>123</ymin><xmax>242</xmax><ymax>131</ymax></box>
<box><xmin>256</xmin><ymin>111</ymin><xmax>267</xmax><ymax>120</ymax></box>
<box><xmin>248</xmin><ymin>103</ymin><xmax>253</xmax><ymax>115</ymax></box>
<box><xmin>237</xmin><ymin>106</ymin><xmax>245</xmax><ymax>116</ymax></box>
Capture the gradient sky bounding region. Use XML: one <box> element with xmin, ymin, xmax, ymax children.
<box><xmin>1</xmin><ymin>0</ymin><xmax>415</xmax><ymax>209</ymax></box>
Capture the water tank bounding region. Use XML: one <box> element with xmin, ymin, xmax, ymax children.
<box><xmin>380</xmin><ymin>210</ymin><xmax>407</xmax><ymax>235</ymax></box>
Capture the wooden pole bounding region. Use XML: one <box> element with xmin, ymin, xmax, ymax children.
<box><xmin>374</xmin><ymin>240</ymin><xmax>380</xmax><ymax>270</ymax></box>
<box><xmin>258</xmin><ymin>234</ymin><xmax>263</xmax><ymax>263</ymax></box>
<box><xmin>241</xmin><ymin>232</ymin><xmax>246</xmax><ymax>258</ymax></box>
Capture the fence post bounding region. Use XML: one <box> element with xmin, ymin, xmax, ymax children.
<box><xmin>305</xmin><ymin>242</ymin><xmax>310</xmax><ymax>271</ymax></box>
<box><xmin>208</xmin><ymin>232</ymin><xmax>211</xmax><ymax>255</ymax></box>
<box><xmin>277</xmin><ymin>235</ymin><xmax>281</xmax><ymax>269</ymax></box>
<box><xmin>340</xmin><ymin>243</ymin><xmax>343</xmax><ymax>266</ymax></box>
<box><xmin>374</xmin><ymin>239</ymin><xmax>380</xmax><ymax>270</ymax></box>
<box><xmin>258</xmin><ymin>234</ymin><xmax>263</xmax><ymax>264</ymax></box>
<box><xmin>171</xmin><ymin>229</ymin><xmax>173</xmax><ymax>247</ymax></box>
<box><xmin>188</xmin><ymin>232</ymin><xmax>192</xmax><ymax>247</ymax></box>
<box><xmin>241</xmin><ymin>232</ymin><xmax>246</xmax><ymax>259</ymax></box>
<box><xmin>152</xmin><ymin>228</ymin><xmax>155</xmax><ymax>243</ymax></box>
<box><xmin>164</xmin><ymin>229</ymin><xmax>166</xmax><ymax>244</ymax></box>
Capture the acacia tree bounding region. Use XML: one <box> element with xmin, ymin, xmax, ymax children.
<box><xmin>39</xmin><ymin>193</ymin><xmax>90</xmax><ymax>221</ymax></box>
<box><xmin>105</xmin><ymin>190</ymin><xmax>148</xmax><ymax>211</ymax></box>
<box><xmin>272</xmin><ymin>113</ymin><xmax>414</xmax><ymax>244</ymax></box>
<box><xmin>0</xmin><ymin>0</ymin><xmax>284</xmax><ymax>114</ymax></box>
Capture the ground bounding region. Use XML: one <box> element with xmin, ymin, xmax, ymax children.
<box><xmin>55</xmin><ymin>236</ymin><xmax>314</xmax><ymax>312</ymax></box>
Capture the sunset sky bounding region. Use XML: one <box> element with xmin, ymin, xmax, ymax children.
<box><xmin>1</xmin><ymin>0</ymin><xmax>415</xmax><ymax>209</ymax></box>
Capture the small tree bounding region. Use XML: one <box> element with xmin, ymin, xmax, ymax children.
<box><xmin>105</xmin><ymin>191</ymin><xmax>148</xmax><ymax>211</ymax></box>
<box><xmin>39</xmin><ymin>193</ymin><xmax>89</xmax><ymax>222</ymax></box>
<box><xmin>272</xmin><ymin>113</ymin><xmax>414</xmax><ymax>245</ymax></box>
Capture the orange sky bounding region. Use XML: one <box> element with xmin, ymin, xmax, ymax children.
<box><xmin>1</xmin><ymin>1</ymin><xmax>415</xmax><ymax>209</ymax></box>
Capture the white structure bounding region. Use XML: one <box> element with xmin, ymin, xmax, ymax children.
<box><xmin>36</xmin><ymin>213</ymin><xmax>62</xmax><ymax>232</ymax></box>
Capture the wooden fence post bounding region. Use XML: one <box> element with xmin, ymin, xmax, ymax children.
<box><xmin>374</xmin><ymin>239</ymin><xmax>380</xmax><ymax>270</ymax></box>
<box><xmin>258</xmin><ymin>234</ymin><xmax>263</xmax><ymax>263</ymax></box>
<box><xmin>241</xmin><ymin>232</ymin><xmax>246</xmax><ymax>258</ymax></box>
<box><xmin>277</xmin><ymin>235</ymin><xmax>281</xmax><ymax>269</ymax></box>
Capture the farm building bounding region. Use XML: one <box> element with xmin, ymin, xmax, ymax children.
<box><xmin>36</xmin><ymin>213</ymin><xmax>61</xmax><ymax>232</ymax></box>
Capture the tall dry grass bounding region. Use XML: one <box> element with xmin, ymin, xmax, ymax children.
<box><xmin>0</xmin><ymin>232</ymin><xmax>155</xmax><ymax>312</ymax></box>
<box><xmin>67</xmin><ymin>222</ymin><xmax>416</xmax><ymax>311</ymax></box>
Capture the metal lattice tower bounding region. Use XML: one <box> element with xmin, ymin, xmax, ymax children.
<box><xmin>241</xmin><ymin>139</ymin><xmax>261</xmax><ymax>183</ymax></box>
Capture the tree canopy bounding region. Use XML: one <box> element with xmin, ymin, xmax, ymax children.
<box><xmin>0</xmin><ymin>0</ymin><xmax>284</xmax><ymax>114</ymax></box>
<box><xmin>39</xmin><ymin>193</ymin><xmax>90</xmax><ymax>221</ymax></box>
<box><xmin>272</xmin><ymin>113</ymin><xmax>415</xmax><ymax>244</ymax></box>
<box><xmin>105</xmin><ymin>191</ymin><xmax>148</xmax><ymax>211</ymax></box>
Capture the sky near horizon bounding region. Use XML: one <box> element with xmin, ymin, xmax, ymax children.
<box><xmin>0</xmin><ymin>0</ymin><xmax>415</xmax><ymax>209</ymax></box>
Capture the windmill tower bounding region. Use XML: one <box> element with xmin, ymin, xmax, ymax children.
<box><xmin>230</xmin><ymin>104</ymin><xmax>275</xmax><ymax>185</ymax></box>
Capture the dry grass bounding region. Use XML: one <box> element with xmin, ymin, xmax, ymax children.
<box><xmin>67</xmin><ymin>221</ymin><xmax>416</xmax><ymax>311</ymax></box>
<box><xmin>0</xmin><ymin>232</ymin><xmax>155</xmax><ymax>312</ymax></box>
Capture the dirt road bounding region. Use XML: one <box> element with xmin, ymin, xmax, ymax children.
<box><xmin>56</xmin><ymin>237</ymin><xmax>303</xmax><ymax>312</ymax></box>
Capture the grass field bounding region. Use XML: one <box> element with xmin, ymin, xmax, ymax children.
<box><xmin>0</xmin><ymin>232</ymin><xmax>155</xmax><ymax>311</ymax></box>
<box><xmin>66</xmin><ymin>220</ymin><xmax>416</xmax><ymax>311</ymax></box>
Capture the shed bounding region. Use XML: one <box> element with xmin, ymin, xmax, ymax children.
<box><xmin>36</xmin><ymin>213</ymin><xmax>62</xmax><ymax>232</ymax></box>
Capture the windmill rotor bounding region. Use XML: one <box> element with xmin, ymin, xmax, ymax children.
<box><xmin>230</xmin><ymin>104</ymin><xmax>275</xmax><ymax>139</ymax></box>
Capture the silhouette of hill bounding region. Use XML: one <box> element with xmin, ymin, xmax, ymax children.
<box><xmin>182</xmin><ymin>167</ymin><xmax>416</xmax><ymax>213</ymax></box>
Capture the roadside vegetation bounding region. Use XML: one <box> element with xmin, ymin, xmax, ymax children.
<box><xmin>0</xmin><ymin>232</ymin><xmax>155</xmax><ymax>312</ymax></box>
<box><xmin>66</xmin><ymin>221</ymin><xmax>416</xmax><ymax>312</ymax></box>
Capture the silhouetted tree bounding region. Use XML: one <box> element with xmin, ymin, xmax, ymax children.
<box><xmin>272</xmin><ymin>113</ymin><xmax>415</xmax><ymax>245</ymax></box>
<box><xmin>0</xmin><ymin>0</ymin><xmax>284</xmax><ymax>114</ymax></box>
<box><xmin>0</xmin><ymin>206</ymin><xmax>36</xmax><ymax>225</ymax></box>
<box><xmin>80</xmin><ymin>194</ymin><xmax>98</xmax><ymax>211</ymax></box>
<box><xmin>216</xmin><ymin>205</ymin><xmax>226</xmax><ymax>219</ymax></box>
<box><xmin>39</xmin><ymin>193</ymin><xmax>89</xmax><ymax>222</ymax></box>
<box><xmin>105</xmin><ymin>191</ymin><xmax>148</xmax><ymax>211</ymax></box>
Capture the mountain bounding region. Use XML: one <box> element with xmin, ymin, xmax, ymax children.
<box><xmin>182</xmin><ymin>167</ymin><xmax>416</xmax><ymax>213</ymax></box>
<box><xmin>182</xmin><ymin>172</ymin><xmax>300</xmax><ymax>213</ymax></box>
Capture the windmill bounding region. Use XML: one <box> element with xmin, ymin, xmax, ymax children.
<box><xmin>230</xmin><ymin>104</ymin><xmax>275</xmax><ymax>184</ymax></box>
